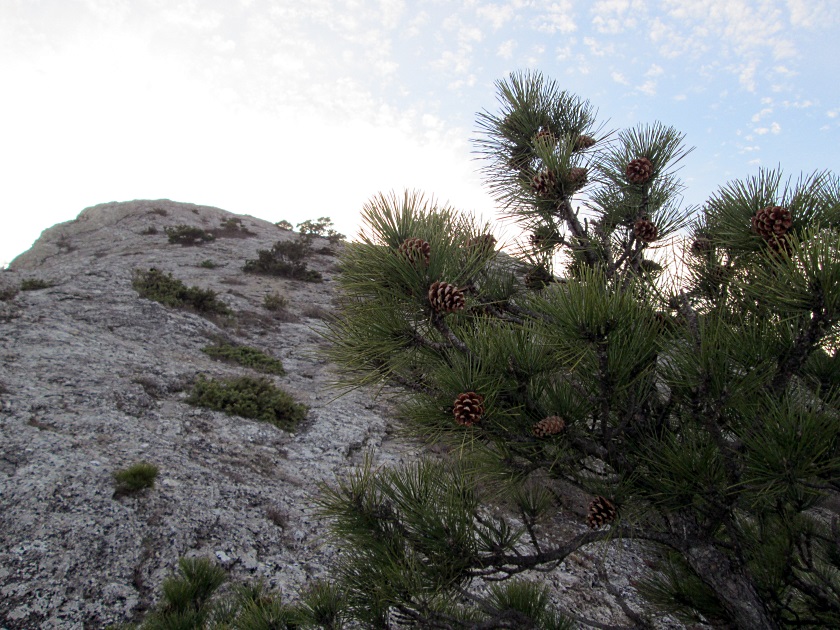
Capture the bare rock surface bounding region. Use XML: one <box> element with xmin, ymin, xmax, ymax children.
<box><xmin>0</xmin><ymin>199</ymin><xmax>678</xmax><ymax>628</ymax></box>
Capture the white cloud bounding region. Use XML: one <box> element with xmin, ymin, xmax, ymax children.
<box><xmin>536</xmin><ymin>1</ymin><xmax>577</xmax><ymax>34</ymax></box>
<box><xmin>637</xmin><ymin>80</ymin><xmax>657</xmax><ymax>96</ymax></box>
<box><xmin>786</xmin><ymin>0</ymin><xmax>840</xmax><ymax>28</ymax></box>
<box><xmin>751</xmin><ymin>108</ymin><xmax>773</xmax><ymax>122</ymax></box>
<box><xmin>583</xmin><ymin>36</ymin><xmax>614</xmax><ymax>57</ymax></box>
<box><xmin>590</xmin><ymin>0</ymin><xmax>646</xmax><ymax>34</ymax></box>
<box><xmin>497</xmin><ymin>39</ymin><xmax>516</xmax><ymax>59</ymax></box>
<box><xmin>645</xmin><ymin>63</ymin><xmax>664</xmax><ymax>77</ymax></box>
<box><xmin>476</xmin><ymin>3</ymin><xmax>515</xmax><ymax>29</ymax></box>
<box><xmin>611</xmin><ymin>71</ymin><xmax>629</xmax><ymax>85</ymax></box>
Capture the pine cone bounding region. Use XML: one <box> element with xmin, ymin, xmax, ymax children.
<box><xmin>398</xmin><ymin>237</ymin><xmax>431</xmax><ymax>266</ymax></box>
<box><xmin>751</xmin><ymin>205</ymin><xmax>792</xmax><ymax>240</ymax></box>
<box><xmin>531</xmin><ymin>169</ymin><xmax>557</xmax><ymax>197</ymax></box>
<box><xmin>626</xmin><ymin>157</ymin><xmax>654</xmax><ymax>184</ymax></box>
<box><xmin>534</xmin><ymin>127</ymin><xmax>556</xmax><ymax>145</ymax></box>
<box><xmin>691</xmin><ymin>233</ymin><xmax>713</xmax><ymax>257</ymax></box>
<box><xmin>633</xmin><ymin>218</ymin><xmax>659</xmax><ymax>243</ymax></box>
<box><xmin>532</xmin><ymin>415</ymin><xmax>565</xmax><ymax>437</ymax></box>
<box><xmin>587</xmin><ymin>496</ymin><xmax>617</xmax><ymax>528</ymax></box>
<box><xmin>454</xmin><ymin>392</ymin><xmax>484</xmax><ymax>426</ymax></box>
<box><xmin>428</xmin><ymin>281</ymin><xmax>465</xmax><ymax>313</ymax></box>
<box><xmin>465</xmin><ymin>234</ymin><xmax>497</xmax><ymax>256</ymax></box>
<box><xmin>563</xmin><ymin>167</ymin><xmax>588</xmax><ymax>191</ymax></box>
<box><xmin>574</xmin><ymin>134</ymin><xmax>596</xmax><ymax>151</ymax></box>
<box><xmin>524</xmin><ymin>266</ymin><xmax>553</xmax><ymax>290</ymax></box>
<box><xmin>530</xmin><ymin>225</ymin><xmax>560</xmax><ymax>248</ymax></box>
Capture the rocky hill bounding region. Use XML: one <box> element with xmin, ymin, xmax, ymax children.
<box><xmin>0</xmin><ymin>200</ymin><xmax>671</xmax><ymax>629</ymax></box>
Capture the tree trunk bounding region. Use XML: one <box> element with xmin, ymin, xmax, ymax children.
<box><xmin>685</xmin><ymin>544</ymin><xmax>778</xmax><ymax>630</ymax></box>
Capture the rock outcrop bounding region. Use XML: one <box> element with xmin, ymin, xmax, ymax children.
<box><xmin>0</xmin><ymin>199</ymin><xmax>673</xmax><ymax>629</ymax></box>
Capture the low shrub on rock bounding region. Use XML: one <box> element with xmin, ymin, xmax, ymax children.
<box><xmin>20</xmin><ymin>278</ymin><xmax>52</xmax><ymax>291</ymax></box>
<box><xmin>113</xmin><ymin>461</ymin><xmax>158</xmax><ymax>495</ymax></box>
<box><xmin>187</xmin><ymin>375</ymin><xmax>306</xmax><ymax>430</ymax></box>
<box><xmin>165</xmin><ymin>225</ymin><xmax>216</xmax><ymax>246</ymax></box>
<box><xmin>201</xmin><ymin>342</ymin><xmax>286</xmax><ymax>375</ymax></box>
<box><xmin>132</xmin><ymin>268</ymin><xmax>231</xmax><ymax>315</ymax></box>
<box><xmin>243</xmin><ymin>240</ymin><xmax>323</xmax><ymax>282</ymax></box>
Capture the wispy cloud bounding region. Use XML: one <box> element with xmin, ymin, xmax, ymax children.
<box><xmin>536</xmin><ymin>1</ymin><xmax>577</xmax><ymax>34</ymax></box>
<box><xmin>476</xmin><ymin>3</ymin><xmax>515</xmax><ymax>30</ymax></box>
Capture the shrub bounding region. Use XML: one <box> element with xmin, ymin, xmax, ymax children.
<box><xmin>243</xmin><ymin>240</ymin><xmax>323</xmax><ymax>282</ymax></box>
<box><xmin>198</xmin><ymin>259</ymin><xmax>218</xmax><ymax>269</ymax></box>
<box><xmin>201</xmin><ymin>342</ymin><xmax>286</xmax><ymax>375</ymax></box>
<box><xmin>297</xmin><ymin>217</ymin><xmax>345</xmax><ymax>244</ymax></box>
<box><xmin>150</xmin><ymin>207</ymin><xmax>168</xmax><ymax>216</ymax></box>
<box><xmin>262</xmin><ymin>292</ymin><xmax>288</xmax><ymax>311</ymax></box>
<box><xmin>186</xmin><ymin>375</ymin><xmax>306</xmax><ymax>430</ymax></box>
<box><xmin>211</xmin><ymin>217</ymin><xmax>255</xmax><ymax>239</ymax></box>
<box><xmin>0</xmin><ymin>285</ymin><xmax>18</xmax><ymax>301</ymax></box>
<box><xmin>321</xmin><ymin>70</ymin><xmax>840</xmax><ymax>628</ymax></box>
<box><xmin>113</xmin><ymin>461</ymin><xmax>158</xmax><ymax>494</ymax></box>
<box><xmin>165</xmin><ymin>225</ymin><xmax>215</xmax><ymax>246</ymax></box>
<box><xmin>275</xmin><ymin>220</ymin><xmax>293</xmax><ymax>230</ymax></box>
<box><xmin>132</xmin><ymin>268</ymin><xmax>231</xmax><ymax>315</ymax></box>
<box><xmin>139</xmin><ymin>226</ymin><xmax>158</xmax><ymax>235</ymax></box>
<box><xmin>19</xmin><ymin>278</ymin><xmax>51</xmax><ymax>291</ymax></box>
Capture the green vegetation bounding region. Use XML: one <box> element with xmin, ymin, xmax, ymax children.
<box><xmin>139</xmin><ymin>225</ymin><xmax>158</xmax><ymax>235</ymax></box>
<box><xmin>296</xmin><ymin>217</ymin><xmax>345</xmax><ymax>244</ymax></box>
<box><xmin>274</xmin><ymin>219</ymin><xmax>293</xmax><ymax>230</ymax></box>
<box><xmin>0</xmin><ymin>285</ymin><xmax>18</xmax><ymax>301</ymax></box>
<box><xmin>318</xmin><ymin>70</ymin><xmax>840</xmax><ymax>627</ymax></box>
<box><xmin>262</xmin><ymin>292</ymin><xmax>287</xmax><ymax>311</ymax></box>
<box><xmin>186</xmin><ymin>375</ymin><xmax>306</xmax><ymax>430</ymax></box>
<box><xmin>117</xmin><ymin>557</ymin><xmax>346</xmax><ymax>629</ymax></box>
<box><xmin>243</xmin><ymin>240</ymin><xmax>323</xmax><ymax>282</ymax></box>
<box><xmin>132</xmin><ymin>268</ymin><xmax>231</xmax><ymax>315</ymax></box>
<box><xmin>165</xmin><ymin>225</ymin><xmax>216</xmax><ymax>246</ymax></box>
<box><xmin>214</xmin><ymin>217</ymin><xmax>255</xmax><ymax>238</ymax></box>
<box><xmin>198</xmin><ymin>259</ymin><xmax>219</xmax><ymax>269</ymax></box>
<box><xmin>19</xmin><ymin>278</ymin><xmax>52</xmax><ymax>291</ymax></box>
<box><xmin>113</xmin><ymin>462</ymin><xmax>158</xmax><ymax>494</ymax></box>
<box><xmin>201</xmin><ymin>342</ymin><xmax>286</xmax><ymax>375</ymax></box>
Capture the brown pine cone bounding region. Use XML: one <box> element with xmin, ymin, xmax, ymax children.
<box><xmin>751</xmin><ymin>205</ymin><xmax>792</xmax><ymax>240</ymax></box>
<box><xmin>633</xmin><ymin>218</ymin><xmax>659</xmax><ymax>243</ymax></box>
<box><xmin>524</xmin><ymin>266</ymin><xmax>553</xmax><ymax>290</ymax></box>
<box><xmin>534</xmin><ymin>127</ymin><xmax>556</xmax><ymax>145</ymax></box>
<box><xmin>563</xmin><ymin>167</ymin><xmax>588</xmax><ymax>191</ymax></box>
<box><xmin>465</xmin><ymin>234</ymin><xmax>497</xmax><ymax>256</ymax></box>
<box><xmin>690</xmin><ymin>233</ymin><xmax>713</xmax><ymax>256</ymax></box>
<box><xmin>574</xmin><ymin>134</ymin><xmax>596</xmax><ymax>151</ymax></box>
<box><xmin>587</xmin><ymin>496</ymin><xmax>617</xmax><ymax>528</ymax></box>
<box><xmin>398</xmin><ymin>237</ymin><xmax>431</xmax><ymax>265</ymax></box>
<box><xmin>626</xmin><ymin>157</ymin><xmax>654</xmax><ymax>184</ymax></box>
<box><xmin>428</xmin><ymin>281</ymin><xmax>466</xmax><ymax>313</ymax></box>
<box><xmin>532</xmin><ymin>415</ymin><xmax>565</xmax><ymax>437</ymax></box>
<box><xmin>531</xmin><ymin>169</ymin><xmax>557</xmax><ymax>197</ymax></box>
<box><xmin>454</xmin><ymin>392</ymin><xmax>484</xmax><ymax>426</ymax></box>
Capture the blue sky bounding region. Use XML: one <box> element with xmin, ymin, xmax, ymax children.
<box><xmin>1</xmin><ymin>0</ymin><xmax>838</xmax><ymax>266</ymax></box>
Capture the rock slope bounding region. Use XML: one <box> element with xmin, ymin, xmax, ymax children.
<box><xmin>0</xmin><ymin>199</ymin><xmax>675</xmax><ymax>629</ymax></box>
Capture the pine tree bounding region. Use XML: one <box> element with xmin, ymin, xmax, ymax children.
<box><xmin>322</xmin><ymin>71</ymin><xmax>840</xmax><ymax>629</ymax></box>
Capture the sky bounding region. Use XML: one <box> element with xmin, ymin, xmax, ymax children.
<box><xmin>1</xmin><ymin>0</ymin><xmax>839</xmax><ymax>267</ymax></box>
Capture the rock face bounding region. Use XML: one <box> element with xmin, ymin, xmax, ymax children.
<box><xmin>0</xmin><ymin>199</ymin><xmax>675</xmax><ymax>629</ymax></box>
<box><xmin>0</xmin><ymin>200</ymin><xmax>412</xmax><ymax>628</ymax></box>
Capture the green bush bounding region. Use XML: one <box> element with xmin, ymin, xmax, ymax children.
<box><xmin>139</xmin><ymin>225</ymin><xmax>158</xmax><ymax>235</ymax></box>
<box><xmin>113</xmin><ymin>462</ymin><xmax>158</xmax><ymax>494</ymax></box>
<box><xmin>186</xmin><ymin>375</ymin><xmax>306</xmax><ymax>430</ymax></box>
<box><xmin>132</xmin><ymin>268</ymin><xmax>231</xmax><ymax>315</ymax></box>
<box><xmin>19</xmin><ymin>278</ymin><xmax>51</xmax><ymax>291</ymax></box>
<box><xmin>201</xmin><ymin>342</ymin><xmax>286</xmax><ymax>375</ymax></box>
<box><xmin>213</xmin><ymin>217</ymin><xmax>255</xmax><ymax>238</ymax></box>
<box><xmin>0</xmin><ymin>285</ymin><xmax>18</xmax><ymax>301</ymax></box>
<box><xmin>262</xmin><ymin>292</ymin><xmax>287</xmax><ymax>311</ymax></box>
<box><xmin>275</xmin><ymin>220</ymin><xmax>293</xmax><ymax>230</ymax></box>
<box><xmin>118</xmin><ymin>557</ymin><xmax>341</xmax><ymax>629</ymax></box>
<box><xmin>165</xmin><ymin>225</ymin><xmax>216</xmax><ymax>246</ymax></box>
<box><xmin>243</xmin><ymin>240</ymin><xmax>323</xmax><ymax>282</ymax></box>
<box><xmin>198</xmin><ymin>259</ymin><xmax>218</xmax><ymax>269</ymax></box>
<box><xmin>297</xmin><ymin>217</ymin><xmax>345</xmax><ymax>244</ymax></box>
